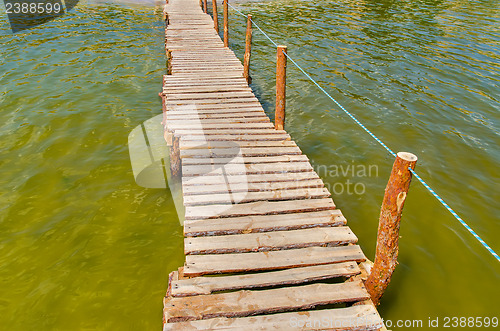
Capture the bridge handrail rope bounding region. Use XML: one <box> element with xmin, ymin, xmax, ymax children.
<box><xmin>225</xmin><ymin>3</ymin><xmax>500</xmax><ymax>263</ymax></box>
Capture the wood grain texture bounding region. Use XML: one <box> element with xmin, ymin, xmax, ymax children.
<box><xmin>184</xmin><ymin>245</ymin><xmax>366</xmax><ymax>276</ymax></box>
<box><xmin>163</xmin><ymin>303</ymin><xmax>383</xmax><ymax>330</ymax></box>
<box><xmin>164</xmin><ymin>280</ymin><xmax>370</xmax><ymax>322</ymax></box>
<box><xmin>184</xmin><ymin>226</ymin><xmax>358</xmax><ymax>254</ymax></box>
<box><xmin>171</xmin><ymin>262</ymin><xmax>360</xmax><ymax>296</ymax></box>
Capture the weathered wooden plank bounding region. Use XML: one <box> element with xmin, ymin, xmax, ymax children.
<box><xmin>182</xmin><ymin>171</ymin><xmax>321</xmax><ymax>186</ymax></box>
<box><xmin>180</xmin><ymin>146</ymin><xmax>302</xmax><ymax>158</ymax></box>
<box><xmin>184</xmin><ymin>198</ymin><xmax>335</xmax><ymax>220</ymax></box>
<box><xmin>171</xmin><ymin>262</ymin><xmax>360</xmax><ymax>296</ymax></box>
<box><xmin>184</xmin><ymin>209</ymin><xmax>346</xmax><ymax>237</ymax></box>
<box><xmin>166</xmin><ymin>92</ymin><xmax>255</xmax><ymax>101</ymax></box>
<box><xmin>180</xmin><ymin>141</ymin><xmax>296</xmax><ymax>151</ymax></box>
<box><xmin>163</xmin><ymin>86</ymin><xmax>251</xmax><ymax>93</ymax></box>
<box><xmin>166</xmin><ymin>106</ymin><xmax>265</xmax><ymax>114</ymax></box>
<box><xmin>166</xmin><ymin>112</ymin><xmax>268</xmax><ymax>120</ymax></box>
<box><xmin>183</xmin><ymin>187</ymin><xmax>330</xmax><ymax>206</ymax></box>
<box><xmin>184</xmin><ymin>245</ymin><xmax>365</xmax><ymax>276</ymax></box>
<box><xmin>184</xmin><ymin>226</ymin><xmax>357</xmax><ymax>254</ymax></box>
<box><xmin>167</xmin><ymin>117</ymin><xmax>271</xmax><ymax>125</ymax></box>
<box><xmin>172</xmin><ymin>129</ymin><xmax>286</xmax><ymax>136</ymax></box>
<box><xmin>163</xmin><ymin>303</ymin><xmax>383</xmax><ymax>330</ymax></box>
<box><xmin>180</xmin><ymin>133</ymin><xmax>291</xmax><ymax>142</ymax></box>
<box><xmin>185</xmin><ymin>198</ymin><xmax>335</xmax><ymax>219</ymax></box>
<box><xmin>166</xmin><ymin>99</ymin><xmax>261</xmax><ymax>106</ymax></box>
<box><xmin>164</xmin><ymin>280</ymin><xmax>369</xmax><ymax>322</ymax></box>
<box><xmin>168</xmin><ymin>122</ymin><xmax>274</xmax><ymax>131</ymax></box>
<box><xmin>182</xmin><ymin>154</ymin><xmax>305</xmax><ymax>165</ymax></box>
<box><xmin>183</xmin><ymin>178</ymin><xmax>324</xmax><ymax>196</ymax></box>
<box><xmin>182</xmin><ymin>160</ymin><xmax>310</xmax><ymax>176</ymax></box>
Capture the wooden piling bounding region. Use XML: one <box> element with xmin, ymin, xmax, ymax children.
<box><xmin>212</xmin><ymin>0</ymin><xmax>219</xmax><ymax>33</ymax></box>
<box><xmin>223</xmin><ymin>0</ymin><xmax>228</xmax><ymax>47</ymax></box>
<box><xmin>243</xmin><ymin>14</ymin><xmax>252</xmax><ymax>84</ymax></box>
<box><xmin>275</xmin><ymin>45</ymin><xmax>287</xmax><ymax>131</ymax></box>
<box><xmin>167</xmin><ymin>49</ymin><xmax>172</xmax><ymax>75</ymax></box>
<box><xmin>203</xmin><ymin>0</ymin><xmax>207</xmax><ymax>13</ymax></box>
<box><xmin>365</xmin><ymin>152</ymin><xmax>417</xmax><ymax>305</ymax></box>
<box><xmin>169</xmin><ymin>134</ymin><xmax>181</xmax><ymax>179</ymax></box>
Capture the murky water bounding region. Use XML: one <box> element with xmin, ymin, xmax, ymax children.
<box><xmin>0</xmin><ymin>0</ymin><xmax>499</xmax><ymax>329</ymax></box>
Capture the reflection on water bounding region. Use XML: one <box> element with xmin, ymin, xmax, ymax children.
<box><xmin>0</xmin><ymin>0</ymin><xmax>499</xmax><ymax>329</ymax></box>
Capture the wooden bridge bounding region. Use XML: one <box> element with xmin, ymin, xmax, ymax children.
<box><xmin>161</xmin><ymin>0</ymin><xmax>388</xmax><ymax>329</ymax></box>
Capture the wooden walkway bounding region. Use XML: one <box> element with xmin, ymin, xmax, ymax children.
<box><xmin>161</xmin><ymin>0</ymin><xmax>384</xmax><ymax>329</ymax></box>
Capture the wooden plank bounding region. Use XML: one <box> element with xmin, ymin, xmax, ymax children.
<box><xmin>180</xmin><ymin>134</ymin><xmax>291</xmax><ymax>142</ymax></box>
<box><xmin>180</xmin><ymin>141</ymin><xmax>296</xmax><ymax>151</ymax></box>
<box><xmin>185</xmin><ymin>196</ymin><xmax>334</xmax><ymax>220</ymax></box>
<box><xmin>171</xmin><ymin>262</ymin><xmax>360</xmax><ymax>296</ymax></box>
<box><xmin>163</xmin><ymin>304</ymin><xmax>383</xmax><ymax>330</ymax></box>
<box><xmin>184</xmin><ymin>245</ymin><xmax>365</xmax><ymax>276</ymax></box>
<box><xmin>166</xmin><ymin>92</ymin><xmax>254</xmax><ymax>100</ymax></box>
<box><xmin>182</xmin><ymin>160</ymin><xmax>310</xmax><ymax>176</ymax></box>
<box><xmin>180</xmin><ymin>146</ymin><xmax>302</xmax><ymax>158</ymax></box>
<box><xmin>184</xmin><ymin>226</ymin><xmax>357</xmax><ymax>254</ymax></box>
<box><xmin>168</xmin><ymin>123</ymin><xmax>274</xmax><ymax>131</ymax></box>
<box><xmin>183</xmin><ymin>187</ymin><xmax>330</xmax><ymax>206</ymax></box>
<box><xmin>167</xmin><ymin>117</ymin><xmax>271</xmax><ymax>125</ymax></box>
<box><xmin>166</xmin><ymin>107</ymin><xmax>265</xmax><ymax>114</ymax></box>
<box><xmin>173</xmin><ymin>129</ymin><xmax>286</xmax><ymax>136</ymax></box>
<box><xmin>164</xmin><ymin>280</ymin><xmax>369</xmax><ymax>322</ymax></box>
<box><xmin>163</xmin><ymin>86</ymin><xmax>251</xmax><ymax>93</ymax></box>
<box><xmin>183</xmin><ymin>178</ymin><xmax>324</xmax><ymax>196</ymax></box>
<box><xmin>182</xmin><ymin>154</ymin><xmax>306</xmax><ymax>165</ymax></box>
<box><xmin>166</xmin><ymin>113</ymin><xmax>268</xmax><ymax>120</ymax></box>
<box><xmin>184</xmin><ymin>209</ymin><xmax>346</xmax><ymax>236</ymax></box>
<box><xmin>182</xmin><ymin>171</ymin><xmax>321</xmax><ymax>186</ymax></box>
<box><xmin>166</xmin><ymin>100</ymin><xmax>262</xmax><ymax>108</ymax></box>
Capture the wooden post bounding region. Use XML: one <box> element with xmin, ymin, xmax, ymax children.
<box><xmin>365</xmin><ymin>152</ymin><xmax>418</xmax><ymax>305</ymax></box>
<box><xmin>199</xmin><ymin>0</ymin><xmax>202</xmax><ymax>9</ymax></box>
<box><xmin>212</xmin><ymin>0</ymin><xmax>219</xmax><ymax>33</ymax></box>
<box><xmin>275</xmin><ymin>45</ymin><xmax>287</xmax><ymax>130</ymax></box>
<box><xmin>169</xmin><ymin>134</ymin><xmax>181</xmax><ymax>179</ymax></box>
<box><xmin>203</xmin><ymin>0</ymin><xmax>207</xmax><ymax>13</ymax></box>
<box><xmin>167</xmin><ymin>49</ymin><xmax>172</xmax><ymax>75</ymax></box>
<box><xmin>223</xmin><ymin>0</ymin><xmax>228</xmax><ymax>47</ymax></box>
<box><xmin>243</xmin><ymin>14</ymin><xmax>252</xmax><ymax>84</ymax></box>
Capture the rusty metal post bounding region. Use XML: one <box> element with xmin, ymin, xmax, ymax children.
<box><xmin>223</xmin><ymin>0</ymin><xmax>228</xmax><ymax>47</ymax></box>
<box><xmin>365</xmin><ymin>152</ymin><xmax>418</xmax><ymax>305</ymax></box>
<box><xmin>169</xmin><ymin>134</ymin><xmax>181</xmax><ymax>179</ymax></box>
<box><xmin>203</xmin><ymin>0</ymin><xmax>207</xmax><ymax>13</ymax></box>
<box><xmin>243</xmin><ymin>14</ymin><xmax>252</xmax><ymax>84</ymax></box>
<box><xmin>212</xmin><ymin>0</ymin><xmax>219</xmax><ymax>33</ymax></box>
<box><xmin>275</xmin><ymin>45</ymin><xmax>287</xmax><ymax>130</ymax></box>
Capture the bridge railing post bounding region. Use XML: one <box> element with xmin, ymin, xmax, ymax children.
<box><xmin>275</xmin><ymin>45</ymin><xmax>287</xmax><ymax>130</ymax></box>
<box><xmin>223</xmin><ymin>0</ymin><xmax>228</xmax><ymax>47</ymax></box>
<box><xmin>169</xmin><ymin>134</ymin><xmax>181</xmax><ymax>180</ymax></box>
<box><xmin>212</xmin><ymin>0</ymin><xmax>219</xmax><ymax>33</ymax></box>
<box><xmin>203</xmin><ymin>0</ymin><xmax>207</xmax><ymax>13</ymax></box>
<box><xmin>365</xmin><ymin>152</ymin><xmax>417</xmax><ymax>305</ymax></box>
<box><xmin>243</xmin><ymin>14</ymin><xmax>252</xmax><ymax>84</ymax></box>
<box><xmin>167</xmin><ymin>49</ymin><xmax>173</xmax><ymax>75</ymax></box>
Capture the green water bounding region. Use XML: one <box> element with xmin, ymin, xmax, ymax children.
<box><xmin>0</xmin><ymin>0</ymin><xmax>499</xmax><ymax>329</ymax></box>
